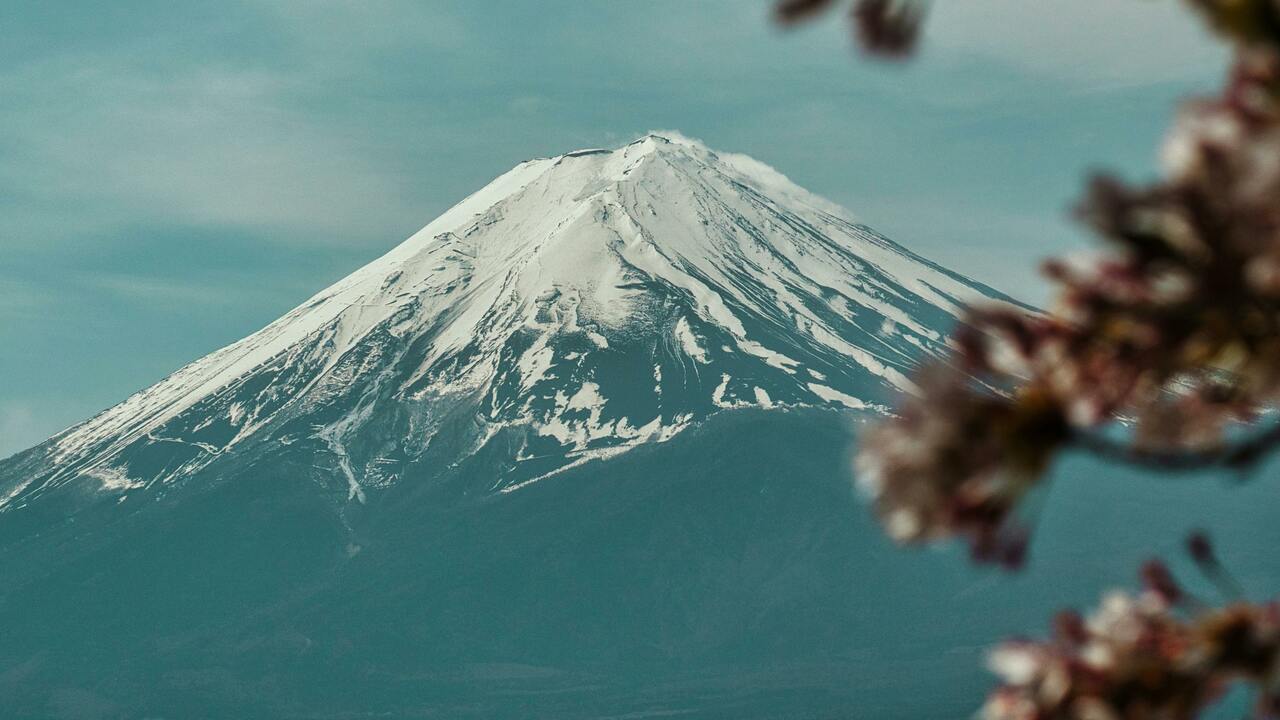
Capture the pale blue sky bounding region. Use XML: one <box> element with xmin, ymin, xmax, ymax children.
<box><xmin>0</xmin><ymin>1</ymin><xmax>1226</xmax><ymax>457</ymax></box>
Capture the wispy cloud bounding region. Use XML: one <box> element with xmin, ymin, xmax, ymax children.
<box><xmin>81</xmin><ymin>272</ymin><xmax>283</xmax><ymax>306</ymax></box>
<box><xmin>0</xmin><ymin>60</ymin><xmax>425</xmax><ymax>249</ymax></box>
<box><xmin>0</xmin><ymin>0</ymin><xmax>1227</xmax><ymax>452</ymax></box>
<box><xmin>928</xmin><ymin>1</ymin><xmax>1226</xmax><ymax>89</ymax></box>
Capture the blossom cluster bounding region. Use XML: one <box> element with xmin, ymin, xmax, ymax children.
<box><xmin>854</xmin><ymin>361</ymin><xmax>1067</xmax><ymax>568</ymax></box>
<box><xmin>848</xmin><ymin>2</ymin><xmax>1280</xmax><ymax>562</ymax></box>
<box><xmin>773</xmin><ymin>1</ymin><xmax>1280</xmax><ymax>717</ymax></box>
<box><xmin>775</xmin><ymin>0</ymin><xmax>926</xmax><ymax>57</ymax></box>
<box><xmin>983</xmin><ymin>566</ymin><xmax>1280</xmax><ymax>720</ymax></box>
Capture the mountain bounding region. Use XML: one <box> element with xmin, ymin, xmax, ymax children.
<box><xmin>0</xmin><ymin>133</ymin><xmax>1001</xmax><ymax>516</ymax></box>
<box><xmin>0</xmin><ymin>133</ymin><xmax>1022</xmax><ymax>719</ymax></box>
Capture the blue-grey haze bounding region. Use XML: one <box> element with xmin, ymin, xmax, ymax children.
<box><xmin>0</xmin><ymin>1</ymin><xmax>1226</xmax><ymax>459</ymax></box>
<box><xmin>0</xmin><ymin>5</ymin><xmax>1271</xmax><ymax>718</ymax></box>
<box><xmin>0</xmin><ymin>1</ymin><xmax>1227</xmax><ymax>459</ymax></box>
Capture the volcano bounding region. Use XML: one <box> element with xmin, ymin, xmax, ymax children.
<box><xmin>0</xmin><ymin>134</ymin><xmax>1017</xmax><ymax>719</ymax></box>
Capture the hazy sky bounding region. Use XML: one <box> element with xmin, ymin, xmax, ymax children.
<box><xmin>0</xmin><ymin>1</ymin><xmax>1227</xmax><ymax>458</ymax></box>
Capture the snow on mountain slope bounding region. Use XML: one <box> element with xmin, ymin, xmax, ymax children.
<box><xmin>0</xmin><ymin>133</ymin><xmax>1014</xmax><ymax>511</ymax></box>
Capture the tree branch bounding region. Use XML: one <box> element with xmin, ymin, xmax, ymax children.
<box><xmin>1071</xmin><ymin>422</ymin><xmax>1280</xmax><ymax>472</ymax></box>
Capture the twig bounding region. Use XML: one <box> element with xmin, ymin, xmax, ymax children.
<box><xmin>1072</xmin><ymin>423</ymin><xmax>1280</xmax><ymax>472</ymax></box>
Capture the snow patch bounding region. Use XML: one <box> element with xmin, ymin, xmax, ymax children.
<box><xmin>753</xmin><ymin>387</ymin><xmax>773</xmax><ymax>408</ymax></box>
<box><xmin>5</xmin><ymin>131</ymin><xmax>1008</xmax><ymax>508</ymax></box>
<box><xmin>808</xmin><ymin>383</ymin><xmax>869</xmax><ymax>410</ymax></box>
<box><xmin>84</xmin><ymin>466</ymin><xmax>143</xmax><ymax>492</ymax></box>
<box><xmin>674</xmin><ymin>317</ymin><xmax>710</xmax><ymax>363</ymax></box>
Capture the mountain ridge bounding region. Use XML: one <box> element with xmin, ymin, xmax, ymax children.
<box><xmin>0</xmin><ymin>132</ymin><xmax>1014</xmax><ymax>513</ymax></box>
<box><xmin>0</xmin><ymin>132</ymin><xmax>1060</xmax><ymax>720</ymax></box>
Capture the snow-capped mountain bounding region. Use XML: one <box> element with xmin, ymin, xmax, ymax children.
<box><xmin>0</xmin><ymin>132</ymin><xmax>1007</xmax><ymax>513</ymax></box>
<box><xmin>0</xmin><ymin>133</ymin><xmax>1035</xmax><ymax>719</ymax></box>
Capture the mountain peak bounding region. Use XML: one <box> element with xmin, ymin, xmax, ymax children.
<box><xmin>1</xmin><ymin>137</ymin><xmax>1011</xmax><ymax>511</ymax></box>
<box><xmin>626</xmin><ymin>131</ymin><xmax>703</xmax><ymax>151</ymax></box>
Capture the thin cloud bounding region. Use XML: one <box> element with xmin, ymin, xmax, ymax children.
<box><xmin>927</xmin><ymin>1</ymin><xmax>1227</xmax><ymax>88</ymax></box>
<box><xmin>0</xmin><ymin>60</ymin><xmax>425</xmax><ymax>249</ymax></box>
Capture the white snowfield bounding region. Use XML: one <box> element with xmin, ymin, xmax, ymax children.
<box><xmin>1</xmin><ymin>133</ymin><xmax>1010</xmax><ymax>508</ymax></box>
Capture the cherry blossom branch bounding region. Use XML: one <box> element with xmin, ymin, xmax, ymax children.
<box><xmin>1071</xmin><ymin>422</ymin><xmax>1280</xmax><ymax>472</ymax></box>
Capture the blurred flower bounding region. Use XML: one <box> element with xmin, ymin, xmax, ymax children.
<box><xmin>1142</xmin><ymin>559</ymin><xmax>1186</xmax><ymax>605</ymax></box>
<box><xmin>1186</xmin><ymin>0</ymin><xmax>1280</xmax><ymax>48</ymax></box>
<box><xmin>854</xmin><ymin>9</ymin><xmax>1280</xmax><ymax>563</ymax></box>
<box><xmin>851</xmin><ymin>0</ymin><xmax>926</xmax><ymax>57</ymax></box>
<box><xmin>1188</xmin><ymin>530</ymin><xmax>1217</xmax><ymax>566</ymax></box>
<box><xmin>772</xmin><ymin>0</ymin><xmax>1280</xmax><ymax>715</ymax></box>
<box><xmin>983</xmin><ymin>571</ymin><xmax>1280</xmax><ymax>720</ymax></box>
<box><xmin>773</xmin><ymin>0</ymin><xmax>838</xmax><ymax>24</ymax></box>
<box><xmin>855</xmin><ymin>364</ymin><xmax>1068</xmax><ymax>567</ymax></box>
<box><xmin>773</xmin><ymin>0</ymin><xmax>928</xmax><ymax>58</ymax></box>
